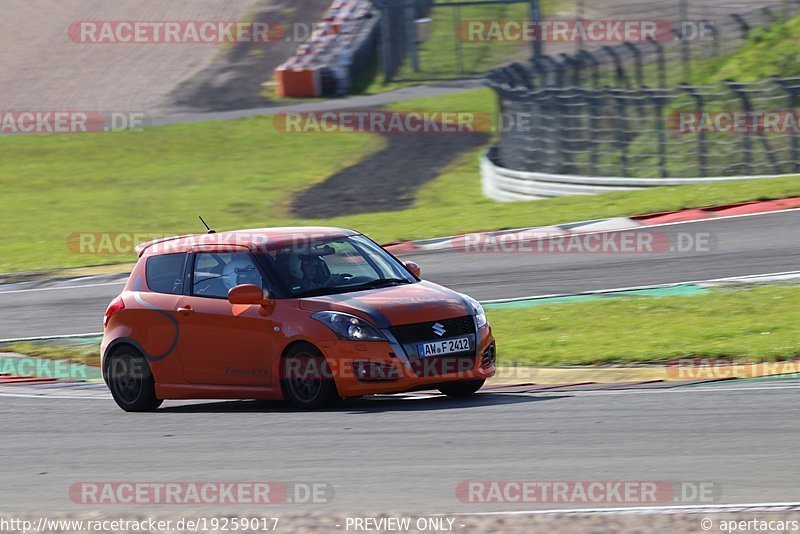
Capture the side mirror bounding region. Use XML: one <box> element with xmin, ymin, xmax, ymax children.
<box><xmin>403</xmin><ymin>260</ymin><xmax>421</xmax><ymax>278</ymax></box>
<box><xmin>228</xmin><ymin>284</ymin><xmax>270</xmax><ymax>305</ymax></box>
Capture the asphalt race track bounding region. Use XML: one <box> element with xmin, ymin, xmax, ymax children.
<box><xmin>1</xmin><ymin>378</ymin><xmax>799</xmax><ymax>513</ymax></box>
<box><xmin>1</xmin><ymin>210</ymin><xmax>799</xmax><ymax>340</ymax></box>
<box><xmin>1</xmin><ymin>210</ymin><xmax>799</xmax><ymax>517</ymax></box>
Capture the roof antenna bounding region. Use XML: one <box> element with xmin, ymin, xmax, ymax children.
<box><xmin>199</xmin><ymin>216</ymin><xmax>216</xmax><ymax>234</ymax></box>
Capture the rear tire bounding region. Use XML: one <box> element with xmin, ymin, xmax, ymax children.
<box><xmin>438</xmin><ymin>379</ymin><xmax>486</xmax><ymax>398</ymax></box>
<box><xmin>106</xmin><ymin>346</ymin><xmax>163</xmax><ymax>412</ymax></box>
<box><xmin>280</xmin><ymin>344</ymin><xmax>340</xmax><ymax>410</ymax></box>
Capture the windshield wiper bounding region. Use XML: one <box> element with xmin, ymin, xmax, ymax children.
<box><xmin>350</xmin><ymin>278</ymin><xmax>410</xmax><ymax>290</ymax></box>
<box><xmin>294</xmin><ymin>278</ymin><xmax>411</xmax><ymax>298</ymax></box>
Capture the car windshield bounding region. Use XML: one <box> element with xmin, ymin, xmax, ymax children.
<box><xmin>260</xmin><ymin>234</ymin><xmax>416</xmax><ymax>298</ymax></box>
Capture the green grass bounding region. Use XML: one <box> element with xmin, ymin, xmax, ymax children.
<box><xmin>1</xmin><ymin>87</ymin><xmax>799</xmax><ymax>273</ymax></box>
<box><xmin>2</xmin><ymin>341</ymin><xmax>100</xmax><ymax>367</ymax></box>
<box><xmin>4</xmin><ymin>286</ymin><xmax>798</xmax><ymax>369</ymax></box>
<box><xmin>490</xmin><ymin>286</ymin><xmax>800</xmax><ymax>366</ymax></box>
<box><xmin>695</xmin><ymin>14</ymin><xmax>800</xmax><ymax>83</ymax></box>
<box><xmin>0</xmin><ymin>116</ymin><xmax>384</xmax><ymax>272</ymax></box>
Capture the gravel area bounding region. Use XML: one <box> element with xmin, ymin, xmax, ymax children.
<box><xmin>0</xmin><ymin>0</ymin><xmax>263</xmax><ymax>114</ymax></box>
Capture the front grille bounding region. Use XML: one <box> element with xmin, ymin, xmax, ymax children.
<box><xmin>390</xmin><ymin>315</ymin><xmax>475</xmax><ymax>345</ymax></box>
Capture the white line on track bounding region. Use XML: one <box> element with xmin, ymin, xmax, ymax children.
<box><xmin>0</xmin><ymin>281</ymin><xmax>124</xmax><ymax>295</ymax></box>
<box><xmin>0</xmin><ymin>391</ymin><xmax>108</xmax><ymax>400</ymax></box>
<box><xmin>0</xmin><ymin>332</ymin><xmax>103</xmax><ymax>343</ymax></box>
<box><xmin>483</xmin><ymin>270</ymin><xmax>800</xmax><ymax>304</ymax></box>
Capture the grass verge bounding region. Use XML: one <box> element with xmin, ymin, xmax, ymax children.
<box><xmin>490</xmin><ymin>285</ymin><xmax>800</xmax><ymax>366</ymax></box>
<box><xmin>1</xmin><ymin>88</ymin><xmax>799</xmax><ymax>273</ymax></box>
<box><xmin>2</xmin><ymin>341</ymin><xmax>100</xmax><ymax>367</ymax></box>
<box><xmin>0</xmin><ymin>116</ymin><xmax>383</xmax><ymax>272</ymax></box>
<box><xmin>3</xmin><ymin>286</ymin><xmax>798</xmax><ymax>371</ymax></box>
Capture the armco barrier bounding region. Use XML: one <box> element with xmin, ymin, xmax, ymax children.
<box><xmin>481</xmin><ymin>147</ymin><xmax>794</xmax><ymax>202</ymax></box>
<box><xmin>275</xmin><ymin>0</ymin><xmax>379</xmax><ymax>98</ymax></box>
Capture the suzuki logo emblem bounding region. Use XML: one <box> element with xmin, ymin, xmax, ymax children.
<box><xmin>432</xmin><ymin>323</ymin><xmax>446</xmax><ymax>337</ymax></box>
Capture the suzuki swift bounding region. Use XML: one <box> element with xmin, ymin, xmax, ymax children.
<box><xmin>101</xmin><ymin>227</ymin><xmax>496</xmax><ymax>411</ymax></box>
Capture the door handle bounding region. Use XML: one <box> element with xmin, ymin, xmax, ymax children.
<box><xmin>177</xmin><ymin>306</ymin><xmax>194</xmax><ymax>316</ymax></box>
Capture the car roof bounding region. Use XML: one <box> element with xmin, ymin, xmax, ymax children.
<box><xmin>136</xmin><ymin>226</ymin><xmax>359</xmax><ymax>256</ymax></box>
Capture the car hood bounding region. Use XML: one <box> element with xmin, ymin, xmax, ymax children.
<box><xmin>299</xmin><ymin>281</ymin><xmax>473</xmax><ymax>327</ymax></box>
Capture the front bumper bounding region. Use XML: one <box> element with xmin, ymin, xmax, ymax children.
<box><xmin>319</xmin><ymin>323</ymin><xmax>496</xmax><ymax>397</ymax></box>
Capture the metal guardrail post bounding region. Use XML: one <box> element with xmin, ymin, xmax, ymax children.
<box><xmin>559</xmin><ymin>53</ymin><xmax>580</xmax><ymax>87</ymax></box>
<box><xmin>724</xmin><ymin>80</ymin><xmax>753</xmax><ymax>175</ymax></box>
<box><xmin>547</xmin><ymin>88</ymin><xmax>562</xmax><ymax>173</ymax></box>
<box><xmin>587</xmin><ymin>88</ymin><xmax>601</xmax><ymax>176</ymax></box>
<box><xmin>602</xmin><ymin>46</ymin><xmax>626</xmax><ymax>88</ymax></box>
<box><xmin>680</xmin><ymin>84</ymin><xmax>708</xmax><ymax>177</ymax></box>
<box><xmin>623</xmin><ymin>42</ymin><xmax>643</xmax><ymax>88</ymax></box>
<box><xmin>531</xmin><ymin>57</ymin><xmax>549</xmax><ymax>88</ymax></box>
<box><xmin>679</xmin><ymin>0</ymin><xmax>690</xmax><ymax>81</ymax></box>
<box><xmin>530</xmin><ymin>0</ymin><xmax>543</xmax><ymax>61</ymax></box>
<box><xmin>577</xmin><ymin>50</ymin><xmax>599</xmax><ymax>88</ymax></box>
<box><xmin>611</xmin><ymin>89</ymin><xmax>630</xmax><ymax>177</ymax></box>
<box><xmin>698</xmin><ymin>19</ymin><xmax>719</xmax><ymax>58</ymax></box>
<box><xmin>774</xmin><ymin>77</ymin><xmax>800</xmax><ymax>173</ymax></box>
<box><xmin>648</xmin><ymin>38</ymin><xmax>666</xmax><ymax>88</ymax></box>
<box><xmin>651</xmin><ymin>89</ymin><xmax>670</xmax><ymax>178</ymax></box>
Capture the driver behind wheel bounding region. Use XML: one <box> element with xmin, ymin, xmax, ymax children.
<box><xmin>222</xmin><ymin>258</ymin><xmax>261</xmax><ymax>292</ymax></box>
<box><xmin>286</xmin><ymin>253</ymin><xmax>328</xmax><ymax>291</ymax></box>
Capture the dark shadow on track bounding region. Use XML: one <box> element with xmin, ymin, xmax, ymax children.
<box><xmin>156</xmin><ymin>392</ymin><xmax>565</xmax><ymax>414</ymax></box>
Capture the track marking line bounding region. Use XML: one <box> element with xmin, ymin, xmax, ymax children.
<box><xmin>0</xmin><ymin>281</ymin><xmax>125</xmax><ymax>295</ymax></box>
<box><xmin>483</xmin><ymin>270</ymin><xmax>800</xmax><ymax>304</ymax></box>
<box><xmin>0</xmin><ymin>332</ymin><xmax>103</xmax><ymax>343</ymax></box>
<box><xmin>0</xmin><ymin>391</ymin><xmax>109</xmax><ymax>400</ymax></box>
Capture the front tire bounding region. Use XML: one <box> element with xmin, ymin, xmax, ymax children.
<box><xmin>438</xmin><ymin>379</ymin><xmax>486</xmax><ymax>398</ymax></box>
<box><xmin>280</xmin><ymin>344</ymin><xmax>340</xmax><ymax>410</ymax></box>
<box><xmin>106</xmin><ymin>346</ymin><xmax>163</xmax><ymax>412</ymax></box>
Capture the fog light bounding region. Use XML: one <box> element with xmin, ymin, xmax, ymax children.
<box><xmin>352</xmin><ymin>361</ymin><xmax>400</xmax><ymax>381</ymax></box>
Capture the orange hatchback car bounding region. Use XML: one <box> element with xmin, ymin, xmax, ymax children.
<box><xmin>101</xmin><ymin>227</ymin><xmax>496</xmax><ymax>411</ymax></box>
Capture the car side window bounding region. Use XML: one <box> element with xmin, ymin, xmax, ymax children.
<box><xmin>145</xmin><ymin>254</ymin><xmax>186</xmax><ymax>295</ymax></box>
<box><xmin>192</xmin><ymin>252</ymin><xmax>264</xmax><ymax>299</ymax></box>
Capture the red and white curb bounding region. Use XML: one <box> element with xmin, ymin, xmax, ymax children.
<box><xmin>384</xmin><ymin>197</ymin><xmax>800</xmax><ymax>254</ymax></box>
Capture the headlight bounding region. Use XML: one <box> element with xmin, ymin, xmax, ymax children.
<box><xmin>312</xmin><ymin>311</ymin><xmax>387</xmax><ymax>342</ymax></box>
<box><xmin>466</xmin><ymin>297</ymin><xmax>488</xmax><ymax>328</ymax></box>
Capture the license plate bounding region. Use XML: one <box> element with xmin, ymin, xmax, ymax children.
<box><xmin>418</xmin><ymin>337</ymin><xmax>471</xmax><ymax>357</ymax></box>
